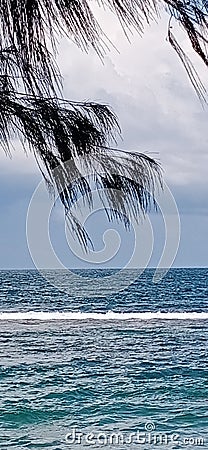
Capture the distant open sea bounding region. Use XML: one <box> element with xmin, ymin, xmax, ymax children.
<box><xmin>0</xmin><ymin>268</ymin><xmax>207</xmax><ymax>449</ymax></box>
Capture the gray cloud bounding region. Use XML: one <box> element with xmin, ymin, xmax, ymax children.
<box><xmin>56</xmin><ymin>13</ymin><xmax>208</xmax><ymax>195</ymax></box>
<box><xmin>0</xmin><ymin>6</ymin><xmax>207</xmax><ymax>271</ymax></box>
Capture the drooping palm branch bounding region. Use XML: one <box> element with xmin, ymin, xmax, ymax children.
<box><xmin>1</xmin><ymin>1</ymin><xmax>208</xmax><ymax>95</ymax></box>
<box><xmin>1</xmin><ymin>1</ymin><xmax>207</xmax><ymax>245</ymax></box>
<box><xmin>0</xmin><ymin>89</ymin><xmax>161</xmax><ymax>247</ymax></box>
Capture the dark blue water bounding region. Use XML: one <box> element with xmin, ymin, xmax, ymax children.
<box><xmin>0</xmin><ymin>268</ymin><xmax>207</xmax><ymax>449</ymax></box>
<box><xmin>0</xmin><ymin>268</ymin><xmax>207</xmax><ymax>312</ymax></box>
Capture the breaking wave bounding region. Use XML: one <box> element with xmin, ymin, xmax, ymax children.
<box><xmin>0</xmin><ymin>311</ymin><xmax>208</xmax><ymax>321</ymax></box>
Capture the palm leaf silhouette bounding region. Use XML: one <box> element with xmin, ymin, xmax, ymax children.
<box><xmin>1</xmin><ymin>1</ymin><xmax>207</xmax><ymax>246</ymax></box>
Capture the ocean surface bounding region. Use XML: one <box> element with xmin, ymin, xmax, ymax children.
<box><xmin>0</xmin><ymin>268</ymin><xmax>207</xmax><ymax>449</ymax></box>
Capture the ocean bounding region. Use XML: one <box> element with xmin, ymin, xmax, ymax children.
<box><xmin>0</xmin><ymin>268</ymin><xmax>207</xmax><ymax>449</ymax></box>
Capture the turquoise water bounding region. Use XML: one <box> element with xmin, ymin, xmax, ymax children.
<box><xmin>0</xmin><ymin>269</ymin><xmax>207</xmax><ymax>449</ymax></box>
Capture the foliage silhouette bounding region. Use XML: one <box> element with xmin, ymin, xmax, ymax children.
<box><xmin>1</xmin><ymin>1</ymin><xmax>207</xmax><ymax>246</ymax></box>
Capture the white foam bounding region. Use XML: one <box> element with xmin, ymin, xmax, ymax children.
<box><xmin>0</xmin><ymin>311</ymin><xmax>208</xmax><ymax>321</ymax></box>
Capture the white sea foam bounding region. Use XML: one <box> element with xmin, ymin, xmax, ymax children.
<box><xmin>0</xmin><ymin>311</ymin><xmax>208</xmax><ymax>321</ymax></box>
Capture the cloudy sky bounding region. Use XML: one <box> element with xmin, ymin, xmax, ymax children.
<box><xmin>0</xmin><ymin>5</ymin><xmax>208</xmax><ymax>269</ymax></box>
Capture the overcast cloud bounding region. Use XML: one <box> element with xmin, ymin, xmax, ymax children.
<box><xmin>0</xmin><ymin>5</ymin><xmax>207</xmax><ymax>267</ymax></box>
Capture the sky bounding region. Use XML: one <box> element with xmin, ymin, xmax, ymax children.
<box><xmin>0</xmin><ymin>5</ymin><xmax>208</xmax><ymax>269</ymax></box>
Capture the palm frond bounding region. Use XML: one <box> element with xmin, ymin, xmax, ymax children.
<box><xmin>99</xmin><ymin>0</ymin><xmax>208</xmax><ymax>97</ymax></box>
<box><xmin>168</xmin><ymin>29</ymin><xmax>207</xmax><ymax>102</ymax></box>
<box><xmin>1</xmin><ymin>1</ymin><xmax>208</xmax><ymax>98</ymax></box>
<box><xmin>0</xmin><ymin>89</ymin><xmax>161</xmax><ymax>247</ymax></box>
<box><xmin>5</xmin><ymin>1</ymin><xmax>208</xmax><ymax>246</ymax></box>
